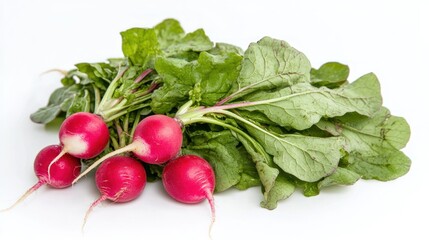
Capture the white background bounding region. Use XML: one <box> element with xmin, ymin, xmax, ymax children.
<box><xmin>0</xmin><ymin>0</ymin><xmax>428</xmax><ymax>239</ymax></box>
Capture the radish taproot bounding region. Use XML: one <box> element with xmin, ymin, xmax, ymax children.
<box><xmin>82</xmin><ymin>156</ymin><xmax>147</xmax><ymax>228</ymax></box>
<box><xmin>73</xmin><ymin>114</ymin><xmax>182</xmax><ymax>184</ymax></box>
<box><xmin>162</xmin><ymin>154</ymin><xmax>216</xmax><ymax>234</ymax></box>
<box><xmin>1</xmin><ymin>145</ymin><xmax>81</xmax><ymax>211</ymax></box>
<box><xmin>47</xmin><ymin>112</ymin><xmax>109</xmax><ymax>179</ymax></box>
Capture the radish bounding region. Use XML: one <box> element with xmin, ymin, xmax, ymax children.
<box><xmin>1</xmin><ymin>145</ymin><xmax>81</xmax><ymax>211</ymax></box>
<box><xmin>73</xmin><ymin>114</ymin><xmax>182</xmax><ymax>184</ymax></box>
<box><xmin>82</xmin><ymin>155</ymin><xmax>147</xmax><ymax>228</ymax></box>
<box><xmin>162</xmin><ymin>154</ymin><xmax>216</xmax><ymax>234</ymax></box>
<box><xmin>47</xmin><ymin>112</ymin><xmax>109</xmax><ymax>179</ymax></box>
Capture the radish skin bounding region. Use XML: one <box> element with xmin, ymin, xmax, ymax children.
<box><xmin>73</xmin><ymin>114</ymin><xmax>182</xmax><ymax>184</ymax></box>
<box><xmin>162</xmin><ymin>155</ymin><xmax>216</xmax><ymax>235</ymax></box>
<box><xmin>1</xmin><ymin>145</ymin><xmax>81</xmax><ymax>211</ymax></box>
<box><xmin>47</xmin><ymin>112</ymin><xmax>109</xmax><ymax>180</ymax></box>
<box><xmin>82</xmin><ymin>156</ymin><xmax>147</xmax><ymax>229</ymax></box>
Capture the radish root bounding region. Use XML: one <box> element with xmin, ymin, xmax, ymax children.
<box><xmin>206</xmin><ymin>189</ymin><xmax>216</xmax><ymax>240</ymax></box>
<box><xmin>0</xmin><ymin>180</ymin><xmax>46</xmax><ymax>212</ymax></box>
<box><xmin>47</xmin><ymin>148</ymin><xmax>68</xmax><ymax>182</ymax></box>
<box><xmin>81</xmin><ymin>194</ymin><xmax>108</xmax><ymax>232</ymax></box>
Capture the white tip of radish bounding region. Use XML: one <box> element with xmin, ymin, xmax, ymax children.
<box><xmin>61</xmin><ymin>134</ymin><xmax>88</xmax><ymax>156</ymax></box>
<box><xmin>132</xmin><ymin>138</ymin><xmax>150</xmax><ymax>157</ymax></box>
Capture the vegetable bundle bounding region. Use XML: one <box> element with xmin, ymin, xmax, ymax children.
<box><xmin>27</xmin><ymin>18</ymin><xmax>410</xmax><ymax>212</ymax></box>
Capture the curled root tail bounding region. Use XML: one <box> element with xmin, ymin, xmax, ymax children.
<box><xmin>205</xmin><ymin>190</ymin><xmax>216</xmax><ymax>240</ymax></box>
<box><xmin>0</xmin><ymin>180</ymin><xmax>46</xmax><ymax>212</ymax></box>
<box><xmin>81</xmin><ymin>195</ymin><xmax>108</xmax><ymax>232</ymax></box>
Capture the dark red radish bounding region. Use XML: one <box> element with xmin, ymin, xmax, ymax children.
<box><xmin>73</xmin><ymin>114</ymin><xmax>182</xmax><ymax>184</ymax></box>
<box><xmin>1</xmin><ymin>145</ymin><xmax>81</xmax><ymax>211</ymax></box>
<box><xmin>82</xmin><ymin>156</ymin><xmax>147</xmax><ymax>228</ymax></box>
<box><xmin>47</xmin><ymin>112</ymin><xmax>109</xmax><ymax>179</ymax></box>
<box><xmin>162</xmin><ymin>155</ymin><xmax>216</xmax><ymax>234</ymax></box>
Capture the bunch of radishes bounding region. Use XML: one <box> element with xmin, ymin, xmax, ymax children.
<box><xmin>2</xmin><ymin>112</ymin><xmax>216</xmax><ymax>231</ymax></box>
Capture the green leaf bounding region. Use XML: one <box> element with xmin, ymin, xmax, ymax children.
<box><xmin>311</xmin><ymin>62</ymin><xmax>349</xmax><ymax>88</ymax></box>
<box><xmin>260</xmin><ymin>174</ymin><xmax>295</xmax><ymax>210</ymax></box>
<box><xmin>235</xmin><ymin>134</ymin><xmax>280</xmax><ymax>203</ymax></box>
<box><xmin>153</xmin><ymin>18</ymin><xmax>185</xmax><ymax>48</ymax></box>
<box><xmin>164</xmin><ymin>29</ymin><xmax>213</xmax><ymax>56</ymax></box>
<box><xmin>31</xmin><ymin>85</ymin><xmax>82</xmax><ymax>124</ymax></box>
<box><xmin>347</xmin><ymin>149</ymin><xmax>411</xmax><ymax>181</ymax></box>
<box><xmin>234</xmin><ymin>146</ymin><xmax>261</xmax><ymax>190</ymax></box>
<box><xmin>75</xmin><ymin>62</ymin><xmax>115</xmax><ymax>90</ymax></box>
<box><xmin>240</xmin><ymin>73</ymin><xmax>382</xmax><ymax>130</ymax></box>
<box><xmin>30</xmin><ymin>105</ymin><xmax>62</xmax><ymax>124</ymax></box>
<box><xmin>317</xmin><ymin>107</ymin><xmax>411</xmax><ymax>153</ymax></box>
<box><xmin>151</xmin><ymin>51</ymin><xmax>242</xmax><ymax>113</ymax></box>
<box><xmin>121</xmin><ymin>28</ymin><xmax>161</xmax><ymax>67</ymax></box>
<box><xmin>66</xmin><ymin>89</ymin><xmax>91</xmax><ymax>116</ymax></box>
<box><xmin>121</xmin><ymin>19</ymin><xmax>212</xmax><ymax>67</ymax></box>
<box><xmin>183</xmin><ymin>130</ymin><xmax>244</xmax><ymax>192</ymax></box>
<box><xmin>300</xmin><ymin>182</ymin><xmax>320</xmax><ymax>197</ymax></box>
<box><xmin>154</xmin><ymin>19</ymin><xmax>212</xmax><ymax>56</ymax></box>
<box><xmin>209</xmin><ymin>42</ymin><xmax>244</xmax><ymax>56</ymax></box>
<box><xmin>246</xmin><ymin>126</ymin><xmax>346</xmax><ymax>182</ymax></box>
<box><xmin>195</xmin><ymin>52</ymin><xmax>243</xmax><ymax>105</ymax></box>
<box><xmin>316</xmin><ymin>107</ymin><xmax>411</xmax><ymax>181</ymax></box>
<box><xmin>318</xmin><ymin>167</ymin><xmax>361</xmax><ymax>188</ymax></box>
<box><xmin>227</xmin><ymin>37</ymin><xmax>311</xmax><ymax>101</ymax></box>
<box><xmin>48</xmin><ymin>85</ymin><xmax>82</xmax><ymax>106</ymax></box>
<box><xmin>151</xmin><ymin>57</ymin><xmax>195</xmax><ymax>113</ymax></box>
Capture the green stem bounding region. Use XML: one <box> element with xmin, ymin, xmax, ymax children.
<box><xmin>179</xmin><ymin>116</ymin><xmax>270</xmax><ymax>162</ymax></box>
<box><xmin>114</xmin><ymin>120</ymin><xmax>123</xmax><ymax>147</ymax></box>
<box><xmin>185</xmin><ymin>89</ymin><xmax>319</xmax><ymax>119</ymax></box>
<box><xmin>101</xmin><ymin>95</ymin><xmax>151</xmax><ymax>122</ymax></box>
<box><xmin>103</xmin><ymin>102</ymin><xmax>150</xmax><ymax>123</ymax></box>
<box><xmin>214</xmin><ymin>72</ymin><xmax>305</xmax><ymax>106</ymax></box>
<box><xmin>214</xmin><ymin>110</ymin><xmax>281</xmax><ymax>140</ymax></box>
<box><xmin>176</xmin><ymin>100</ymin><xmax>194</xmax><ymax>116</ymax></box>
<box><xmin>110</xmin><ymin>134</ymin><xmax>120</xmax><ymax>150</ymax></box>
<box><xmin>95</xmin><ymin>66</ymin><xmax>128</xmax><ymax>116</ymax></box>
<box><xmin>93</xmin><ymin>85</ymin><xmax>101</xmax><ymax>112</ymax></box>
<box><xmin>129</xmin><ymin>110</ymin><xmax>142</xmax><ymax>145</ymax></box>
<box><xmin>217</xmin><ymin>109</ymin><xmax>304</xmax><ymax>152</ymax></box>
<box><xmin>119</xmin><ymin>114</ymin><xmax>130</xmax><ymax>148</ymax></box>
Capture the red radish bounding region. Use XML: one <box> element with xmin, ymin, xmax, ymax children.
<box><xmin>82</xmin><ymin>156</ymin><xmax>147</xmax><ymax>228</ymax></box>
<box><xmin>162</xmin><ymin>155</ymin><xmax>216</xmax><ymax>234</ymax></box>
<box><xmin>73</xmin><ymin>114</ymin><xmax>182</xmax><ymax>184</ymax></box>
<box><xmin>1</xmin><ymin>145</ymin><xmax>81</xmax><ymax>211</ymax></box>
<box><xmin>131</xmin><ymin>114</ymin><xmax>183</xmax><ymax>163</ymax></box>
<box><xmin>47</xmin><ymin>112</ymin><xmax>109</xmax><ymax>179</ymax></box>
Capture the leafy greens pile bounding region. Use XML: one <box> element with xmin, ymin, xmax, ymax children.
<box><xmin>31</xmin><ymin>19</ymin><xmax>411</xmax><ymax>209</ymax></box>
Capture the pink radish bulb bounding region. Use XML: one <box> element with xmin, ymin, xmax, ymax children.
<box><xmin>82</xmin><ymin>156</ymin><xmax>147</xmax><ymax>228</ymax></box>
<box><xmin>162</xmin><ymin>155</ymin><xmax>216</xmax><ymax>233</ymax></box>
<box><xmin>73</xmin><ymin>114</ymin><xmax>182</xmax><ymax>184</ymax></box>
<box><xmin>1</xmin><ymin>145</ymin><xmax>81</xmax><ymax>211</ymax></box>
<box><xmin>34</xmin><ymin>145</ymin><xmax>82</xmax><ymax>187</ymax></box>
<box><xmin>47</xmin><ymin>112</ymin><xmax>109</xmax><ymax>179</ymax></box>
<box><xmin>58</xmin><ymin>112</ymin><xmax>109</xmax><ymax>159</ymax></box>
<box><xmin>131</xmin><ymin>114</ymin><xmax>183</xmax><ymax>164</ymax></box>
